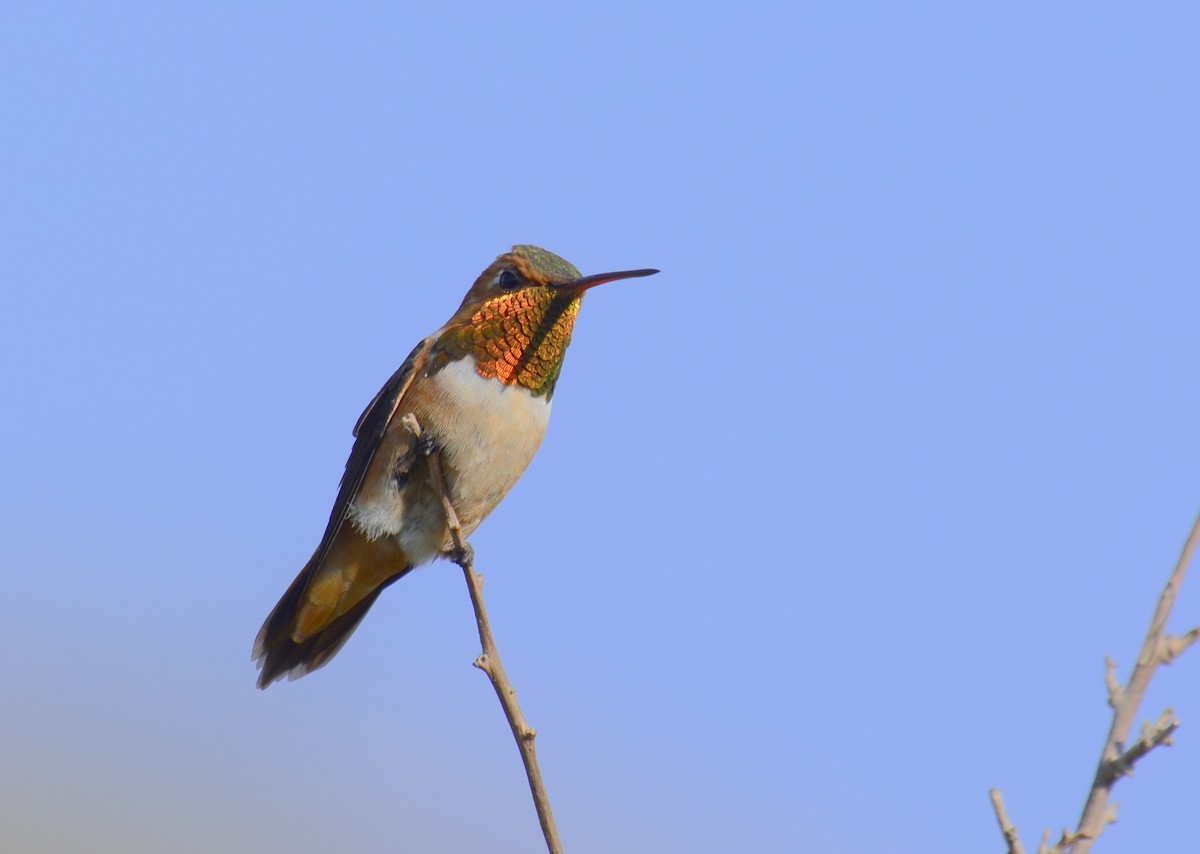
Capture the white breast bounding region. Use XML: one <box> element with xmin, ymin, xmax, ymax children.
<box><xmin>412</xmin><ymin>355</ymin><xmax>552</xmax><ymax>538</ymax></box>
<box><xmin>348</xmin><ymin>356</ymin><xmax>553</xmax><ymax>565</ymax></box>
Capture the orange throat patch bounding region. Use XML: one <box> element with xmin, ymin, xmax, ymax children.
<box><xmin>433</xmin><ymin>289</ymin><xmax>581</xmax><ymax>398</ymax></box>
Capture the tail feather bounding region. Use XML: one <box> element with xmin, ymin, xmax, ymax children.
<box><xmin>253</xmin><ymin>573</ymin><xmax>406</xmax><ymax>688</ymax></box>
<box><xmin>253</xmin><ymin>526</ymin><xmax>412</xmax><ymax>688</ymax></box>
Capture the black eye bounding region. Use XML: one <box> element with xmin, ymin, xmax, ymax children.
<box><xmin>497</xmin><ymin>270</ymin><xmax>520</xmax><ymax>291</ymax></box>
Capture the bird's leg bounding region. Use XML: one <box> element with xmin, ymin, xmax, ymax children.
<box><xmin>394</xmin><ymin>415</ymin><xmax>440</xmax><ymax>487</ymax></box>
<box><xmin>400</xmin><ymin>413</ymin><xmax>471</xmax><ymax>566</ymax></box>
<box><xmin>392</xmin><ymin>443</ymin><xmax>427</xmax><ymax>488</ymax></box>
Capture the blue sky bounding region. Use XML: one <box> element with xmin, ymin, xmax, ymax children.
<box><xmin>3</xmin><ymin>3</ymin><xmax>1199</xmax><ymax>852</ymax></box>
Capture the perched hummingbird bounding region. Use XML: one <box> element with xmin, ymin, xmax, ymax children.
<box><xmin>254</xmin><ymin>245</ymin><xmax>658</xmax><ymax>687</ymax></box>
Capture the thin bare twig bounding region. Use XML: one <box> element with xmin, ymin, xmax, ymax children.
<box><xmin>1041</xmin><ymin>827</ymin><xmax>1087</xmax><ymax>854</ymax></box>
<box><xmin>1102</xmin><ymin>710</ymin><xmax>1178</xmax><ymax>784</ymax></box>
<box><xmin>1103</xmin><ymin>657</ymin><xmax>1123</xmax><ymax>709</ymax></box>
<box><xmin>1162</xmin><ymin>626</ymin><xmax>1200</xmax><ymax>663</ymax></box>
<box><xmin>402</xmin><ymin>414</ymin><xmax>564</xmax><ymax>854</ymax></box>
<box><xmin>1071</xmin><ymin>512</ymin><xmax>1200</xmax><ymax>853</ymax></box>
<box><xmin>988</xmin><ymin>512</ymin><xmax>1200</xmax><ymax>853</ymax></box>
<box><xmin>989</xmin><ymin>789</ymin><xmax>1028</xmax><ymax>854</ymax></box>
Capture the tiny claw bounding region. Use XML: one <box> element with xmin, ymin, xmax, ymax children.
<box><xmin>415</xmin><ymin>431</ymin><xmax>438</xmax><ymax>458</ymax></box>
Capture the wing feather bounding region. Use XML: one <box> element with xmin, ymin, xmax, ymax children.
<box><xmin>311</xmin><ymin>337</ymin><xmax>431</xmax><ymax>568</ymax></box>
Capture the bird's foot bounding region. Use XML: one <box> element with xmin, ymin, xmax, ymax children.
<box><xmin>415</xmin><ymin>431</ymin><xmax>438</xmax><ymax>458</ymax></box>
<box><xmin>445</xmin><ymin>541</ymin><xmax>475</xmax><ymax>568</ymax></box>
<box><xmin>393</xmin><ymin>428</ymin><xmax>439</xmax><ymax>487</ymax></box>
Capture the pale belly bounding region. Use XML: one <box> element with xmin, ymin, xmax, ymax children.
<box><xmin>350</xmin><ymin>356</ymin><xmax>552</xmax><ymax>565</ymax></box>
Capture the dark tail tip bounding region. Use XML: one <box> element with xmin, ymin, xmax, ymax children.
<box><xmin>253</xmin><ymin>571</ymin><xmax>409</xmax><ymax>688</ymax></box>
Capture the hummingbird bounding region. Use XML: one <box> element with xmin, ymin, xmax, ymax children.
<box><xmin>253</xmin><ymin>244</ymin><xmax>658</xmax><ymax>687</ymax></box>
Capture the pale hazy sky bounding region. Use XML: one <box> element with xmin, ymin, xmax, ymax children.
<box><xmin>3</xmin><ymin>3</ymin><xmax>1200</xmax><ymax>852</ymax></box>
